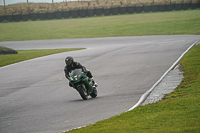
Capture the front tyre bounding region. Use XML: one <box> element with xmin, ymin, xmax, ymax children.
<box><xmin>77</xmin><ymin>85</ymin><xmax>88</xmax><ymax>100</ymax></box>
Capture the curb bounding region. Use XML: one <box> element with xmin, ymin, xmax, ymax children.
<box><xmin>127</xmin><ymin>40</ymin><xmax>200</xmax><ymax>111</ymax></box>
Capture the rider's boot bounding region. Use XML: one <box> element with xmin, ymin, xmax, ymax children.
<box><xmin>91</xmin><ymin>77</ymin><xmax>98</xmax><ymax>87</ymax></box>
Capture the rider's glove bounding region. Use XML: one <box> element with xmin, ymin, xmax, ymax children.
<box><xmin>83</xmin><ymin>70</ymin><xmax>88</xmax><ymax>73</ymax></box>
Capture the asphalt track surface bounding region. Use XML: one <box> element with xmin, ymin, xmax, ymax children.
<box><xmin>0</xmin><ymin>35</ymin><xmax>200</xmax><ymax>133</ymax></box>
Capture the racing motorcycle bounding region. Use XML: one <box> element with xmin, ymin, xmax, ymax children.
<box><xmin>68</xmin><ymin>69</ymin><xmax>97</xmax><ymax>100</ymax></box>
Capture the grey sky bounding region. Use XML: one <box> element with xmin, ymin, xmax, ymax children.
<box><xmin>0</xmin><ymin>0</ymin><xmax>76</xmax><ymax>6</ymax></box>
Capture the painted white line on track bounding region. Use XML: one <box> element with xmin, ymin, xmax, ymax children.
<box><xmin>127</xmin><ymin>40</ymin><xmax>200</xmax><ymax>111</ymax></box>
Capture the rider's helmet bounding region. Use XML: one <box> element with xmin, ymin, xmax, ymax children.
<box><xmin>65</xmin><ymin>56</ymin><xmax>74</xmax><ymax>66</ymax></box>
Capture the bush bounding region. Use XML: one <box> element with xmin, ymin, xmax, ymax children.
<box><xmin>0</xmin><ymin>46</ymin><xmax>18</xmax><ymax>54</ymax></box>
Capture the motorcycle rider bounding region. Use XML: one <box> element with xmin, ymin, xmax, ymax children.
<box><xmin>64</xmin><ymin>56</ymin><xmax>98</xmax><ymax>88</ymax></box>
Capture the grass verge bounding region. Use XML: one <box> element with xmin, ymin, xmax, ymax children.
<box><xmin>0</xmin><ymin>9</ymin><xmax>200</xmax><ymax>41</ymax></box>
<box><xmin>65</xmin><ymin>44</ymin><xmax>200</xmax><ymax>133</ymax></box>
<box><xmin>0</xmin><ymin>48</ymin><xmax>84</xmax><ymax>67</ymax></box>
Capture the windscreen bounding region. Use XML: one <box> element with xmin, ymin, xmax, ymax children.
<box><xmin>69</xmin><ymin>69</ymin><xmax>82</xmax><ymax>76</ymax></box>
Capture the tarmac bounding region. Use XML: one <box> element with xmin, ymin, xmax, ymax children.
<box><xmin>142</xmin><ymin>64</ymin><xmax>183</xmax><ymax>105</ymax></box>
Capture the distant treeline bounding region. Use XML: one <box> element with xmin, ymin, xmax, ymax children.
<box><xmin>0</xmin><ymin>0</ymin><xmax>199</xmax><ymax>22</ymax></box>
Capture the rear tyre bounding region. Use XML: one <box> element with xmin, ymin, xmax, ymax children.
<box><xmin>77</xmin><ymin>85</ymin><xmax>88</xmax><ymax>100</ymax></box>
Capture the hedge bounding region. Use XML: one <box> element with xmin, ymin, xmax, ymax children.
<box><xmin>0</xmin><ymin>46</ymin><xmax>18</xmax><ymax>55</ymax></box>
<box><xmin>0</xmin><ymin>3</ymin><xmax>199</xmax><ymax>22</ymax></box>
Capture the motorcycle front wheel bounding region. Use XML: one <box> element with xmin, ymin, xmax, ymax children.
<box><xmin>77</xmin><ymin>85</ymin><xmax>88</xmax><ymax>100</ymax></box>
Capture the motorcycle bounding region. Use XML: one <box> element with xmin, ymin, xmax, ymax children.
<box><xmin>68</xmin><ymin>69</ymin><xmax>97</xmax><ymax>100</ymax></box>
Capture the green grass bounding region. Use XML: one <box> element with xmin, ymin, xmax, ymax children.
<box><xmin>0</xmin><ymin>9</ymin><xmax>200</xmax><ymax>41</ymax></box>
<box><xmin>0</xmin><ymin>48</ymin><xmax>84</xmax><ymax>67</ymax></box>
<box><xmin>65</xmin><ymin>44</ymin><xmax>200</xmax><ymax>133</ymax></box>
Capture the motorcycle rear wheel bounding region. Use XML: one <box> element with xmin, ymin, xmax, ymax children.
<box><xmin>77</xmin><ymin>85</ymin><xmax>88</xmax><ymax>100</ymax></box>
